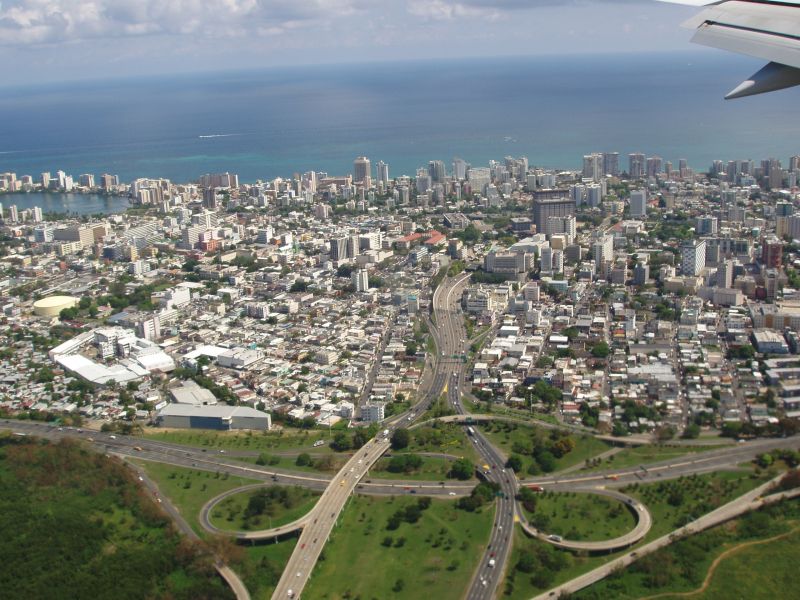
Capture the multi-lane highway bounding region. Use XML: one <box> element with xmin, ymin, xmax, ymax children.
<box><xmin>431</xmin><ymin>274</ymin><xmax>518</xmax><ymax>600</ymax></box>
<box><xmin>271</xmin><ymin>434</ymin><xmax>391</xmax><ymax>599</ymax></box>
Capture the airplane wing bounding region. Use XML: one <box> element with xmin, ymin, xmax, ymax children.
<box><xmin>662</xmin><ymin>0</ymin><xmax>800</xmax><ymax>98</ymax></box>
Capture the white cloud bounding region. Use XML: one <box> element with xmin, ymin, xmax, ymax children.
<box><xmin>0</xmin><ymin>0</ymin><xmax>374</xmax><ymax>44</ymax></box>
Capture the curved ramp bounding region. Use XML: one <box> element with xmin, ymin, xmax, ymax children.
<box><xmin>200</xmin><ymin>483</ymin><xmax>314</xmax><ymax>541</ymax></box>
<box><xmin>518</xmin><ymin>487</ymin><xmax>652</xmax><ymax>553</ymax></box>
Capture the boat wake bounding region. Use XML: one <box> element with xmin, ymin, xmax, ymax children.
<box><xmin>198</xmin><ymin>133</ymin><xmax>240</xmax><ymax>139</ymax></box>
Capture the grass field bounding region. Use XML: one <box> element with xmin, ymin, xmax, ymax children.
<box><xmin>522</xmin><ymin>492</ymin><xmax>637</xmax><ymax>541</ymax></box>
<box><xmin>131</xmin><ymin>460</ymin><xmax>260</xmax><ymax>536</ymax></box>
<box><xmin>503</xmin><ymin>468</ymin><xmax>777</xmax><ymax>599</ymax></box>
<box><xmin>369</xmin><ymin>454</ymin><xmax>473</xmax><ymax>481</ymax></box>
<box><xmin>210</xmin><ymin>486</ymin><xmax>320</xmax><ymax>532</ymax></box>
<box><xmin>479</xmin><ymin>421</ymin><xmax>612</xmax><ymax>475</ymax></box>
<box><xmin>573</xmin><ymin>499</ymin><xmax>800</xmax><ymax>600</ymax></box>
<box><xmin>583</xmin><ymin>444</ymin><xmax>724</xmax><ymax>472</ymax></box>
<box><xmin>237</xmin><ymin>540</ymin><xmax>297</xmax><ymax>600</ymax></box>
<box><xmin>304</xmin><ymin>495</ymin><xmax>495</xmax><ymax>600</ymax></box>
<box><xmin>405</xmin><ymin>423</ymin><xmax>481</xmax><ymax>462</ymax></box>
<box><xmin>143</xmin><ymin>427</ymin><xmax>337</xmax><ymax>453</ymax></box>
<box><xmin>623</xmin><ymin>469</ymin><xmax>774</xmax><ymax>542</ymax></box>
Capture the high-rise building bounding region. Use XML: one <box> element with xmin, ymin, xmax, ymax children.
<box><xmin>630</xmin><ymin>189</ymin><xmax>647</xmax><ymax>218</ymax></box>
<box><xmin>100</xmin><ymin>174</ymin><xmax>119</xmax><ymax>190</ymax></box>
<box><xmin>717</xmin><ymin>259</ymin><xmax>734</xmax><ymax>288</ymax></box>
<box><xmin>532</xmin><ymin>198</ymin><xmax>576</xmax><ymax>232</ymax></box>
<box><xmin>353</xmin><ymin>156</ymin><xmax>371</xmax><ymax>185</ymax></box>
<box><xmin>603</xmin><ymin>152</ymin><xmax>620</xmax><ymax>177</ymax></box>
<box><xmin>32</xmin><ymin>206</ymin><xmax>43</xmax><ymax>223</ymax></box>
<box><xmin>540</xmin><ymin>246</ymin><xmax>553</xmax><ymax>272</ymax></box>
<box><xmin>646</xmin><ymin>156</ymin><xmax>663</xmax><ymax>178</ymax></box>
<box><xmin>695</xmin><ymin>216</ymin><xmax>719</xmax><ymax>236</ymax></box>
<box><xmin>592</xmin><ymin>234</ymin><xmax>614</xmax><ymax>274</ymax></box>
<box><xmin>452</xmin><ymin>158</ymin><xmax>468</xmax><ymax>180</ymax></box>
<box><xmin>633</xmin><ymin>262</ymin><xmax>649</xmax><ymax>286</ymax></box>
<box><xmin>586</xmin><ymin>184</ymin><xmax>602</xmax><ymax>207</ymax></box>
<box><xmin>762</xmin><ymin>236</ymin><xmax>783</xmax><ymax>269</ymax></box>
<box><xmin>544</xmin><ymin>215</ymin><xmax>577</xmax><ymax>240</ymax></box>
<box><xmin>681</xmin><ymin>240</ymin><xmax>707</xmax><ymax>276</ymax></box>
<box><xmin>376</xmin><ymin>161</ymin><xmax>389</xmax><ymax>184</ymax></box>
<box><xmin>428</xmin><ymin>160</ymin><xmax>446</xmax><ymax>183</ymax></box>
<box><xmin>40</xmin><ymin>172</ymin><xmax>51</xmax><ymax>188</ymax></box>
<box><xmin>582</xmin><ymin>153</ymin><xmax>603</xmax><ymax>182</ymax></box>
<box><xmin>628</xmin><ymin>153</ymin><xmax>646</xmax><ymax>179</ymax></box>
<box><xmin>329</xmin><ymin>236</ymin><xmax>348</xmax><ymax>261</ymax></box>
<box><xmin>352</xmin><ymin>269</ymin><xmax>369</xmax><ymax>292</ymax></box>
<box><xmin>466</xmin><ymin>167</ymin><xmax>490</xmax><ymax>194</ymax></box>
<box><xmin>8</xmin><ymin>205</ymin><xmax>18</xmax><ymax>223</ymax></box>
<box><xmin>79</xmin><ymin>174</ymin><xmax>95</xmax><ymax>188</ymax></box>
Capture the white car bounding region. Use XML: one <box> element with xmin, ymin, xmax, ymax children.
<box><xmin>448</xmin><ymin>492</ymin><xmax>457</xmax><ymax>496</ymax></box>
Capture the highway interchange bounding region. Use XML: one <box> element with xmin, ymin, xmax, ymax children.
<box><xmin>2</xmin><ymin>272</ymin><xmax>799</xmax><ymax>599</ymax></box>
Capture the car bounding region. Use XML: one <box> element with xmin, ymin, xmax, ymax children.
<box><xmin>157</xmin><ymin>498</ymin><xmax>162</xmax><ymax>503</ymax></box>
<box><xmin>109</xmin><ymin>435</ymin><xmax>116</xmax><ymax>440</ymax></box>
<box><xmin>548</xmin><ymin>535</ymin><xmax>562</xmax><ymax>542</ymax></box>
<box><xmin>138</xmin><ymin>476</ymin><xmax>144</xmax><ymax>481</ymax></box>
<box><xmin>410</xmin><ymin>490</ymin><xmax>417</xmax><ymax>494</ymax></box>
<box><xmin>300</xmin><ymin>543</ymin><xmax>305</xmax><ymax>549</ymax></box>
<box><xmin>448</xmin><ymin>492</ymin><xmax>457</xmax><ymax>496</ymax></box>
<box><xmin>219</xmin><ymin>449</ymin><xmax>225</xmax><ymax>453</ymax></box>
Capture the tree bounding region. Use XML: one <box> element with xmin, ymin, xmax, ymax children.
<box><xmin>536</xmin><ymin>451</ymin><xmax>557</xmax><ymax>473</ymax></box>
<box><xmin>331</xmin><ymin>432</ymin><xmax>352</xmax><ymax>451</ymax></box>
<box><xmin>505</xmin><ymin>454</ymin><xmax>524</xmax><ymax>473</ymax></box>
<box><xmin>391</xmin><ymin>428</ymin><xmax>410</xmax><ymax>450</ymax></box>
<box><xmin>448</xmin><ymin>457</ymin><xmax>474</xmax><ymax>480</ymax></box>
<box><xmin>591</xmin><ymin>342</ymin><xmax>610</xmax><ymax>359</ymax></box>
<box><xmin>682</xmin><ymin>423</ymin><xmax>701</xmax><ymax>439</ymax></box>
<box><xmin>296</xmin><ymin>453</ymin><xmax>311</xmax><ymax>467</ymax></box>
<box><xmin>405</xmin><ymin>342</ymin><xmax>418</xmax><ymax>357</ymax></box>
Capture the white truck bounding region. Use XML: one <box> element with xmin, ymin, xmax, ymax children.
<box><xmin>488</xmin><ymin>558</ymin><xmax>496</xmax><ymax>568</ymax></box>
<box><xmin>382</xmin><ymin>429</ymin><xmax>390</xmax><ymax>438</ymax></box>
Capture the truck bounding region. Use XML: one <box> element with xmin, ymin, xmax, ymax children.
<box><xmin>467</xmin><ymin>426</ymin><xmax>475</xmax><ymax>436</ymax></box>
<box><xmin>488</xmin><ymin>558</ymin><xmax>496</xmax><ymax>568</ymax></box>
<box><xmin>382</xmin><ymin>429</ymin><xmax>389</xmax><ymax>438</ymax></box>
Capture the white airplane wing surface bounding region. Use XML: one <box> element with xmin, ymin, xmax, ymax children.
<box><xmin>662</xmin><ymin>0</ymin><xmax>800</xmax><ymax>98</ymax></box>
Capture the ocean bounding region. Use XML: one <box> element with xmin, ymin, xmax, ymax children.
<box><xmin>0</xmin><ymin>52</ymin><xmax>797</xmax><ymax>184</ymax></box>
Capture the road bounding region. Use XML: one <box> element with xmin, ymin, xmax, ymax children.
<box><xmin>534</xmin><ymin>475</ymin><xmax>800</xmax><ymax>599</ymax></box>
<box><xmin>518</xmin><ymin>486</ymin><xmax>652</xmax><ymax>553</ymax></box>
<box><xmin>431</xmin><ymin>274</ymin><xmax>518</xmax><ymax>600</ymax></box>
<box><xmin>270</xmin><ymin>434</ymin><xmax>391</xmax><ymax>599</ymax></box>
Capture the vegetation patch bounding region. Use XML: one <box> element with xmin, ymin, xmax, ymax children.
<box><xmin>304</xmin><ymin>495</ymin><xmax>494</xmax><ymax>600</ymax></box>
<box><xmin>0</xmin><ymin>436</ymin><xmax>233</xmax><ymax>600</ymax></box>
<box><xmin>210</xmin><ymin>486</ymin><xmax>319</xmax><ymax>532</ymax></box>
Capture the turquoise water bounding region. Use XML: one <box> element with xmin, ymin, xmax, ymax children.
<box><xmin>0</xmin><ymin>192</ymin><xmax>129</xmax><ymax>215</ymax></box>
<box><xmin>0</xmin><ymin>52</ymin><xmax>797</xmax><ymax>183</ymax></box>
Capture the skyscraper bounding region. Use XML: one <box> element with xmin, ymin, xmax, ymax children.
<box><xmin>681</xmin><ymin>240</ymin><xmax>707</xmax><ymax>276</ymax></box>
<box><xmin>452</xmin><ymin>158</ymin><xmax>468</xmax><ymax>180</ymax></box>
<box><xmin>603</xmin><ymin>152</ymin><xmax>620</xmax><ymax>177</ymax></box>
<box><xmin>646</xmin><ymin>156</ymin><xmax>663</xmax><ymax>178</ymax></box>
<box><xmin>353</xmin><ymin>156</ymin><xmax>371</xmax><ymax>185</ymax></box>
<box><xmin>352</xmin><ymin>269</ymin><xmax>369</xmax><ymax>292</ymax></box>
<box><xmin>628</xmin><ymin>153</ymin><xmax>645</xmax><ymax>179</ymax></box>
<box><xmin>428</xmin><ymin>160</ymin><xmax>446</xmax><ymax>183</ymax></box>
<box><xmin>582</xmin><ymin>153</ymin><xmax>603</xmax><ymax>182</ymax></box>
<box><xmin>376</xmin><ymin>161</ymin><xmax>389</xmax><ymax>184</ymax></box>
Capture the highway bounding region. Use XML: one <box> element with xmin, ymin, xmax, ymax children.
<box><xmin>431</xmin><ymin>274</ymin><xmax>518</xmax><ymax>600</ymax></box>
<box><xmin>271</xmin><ymin>434</ymin><xmax>392</xmax><ymax>599</ymax></box>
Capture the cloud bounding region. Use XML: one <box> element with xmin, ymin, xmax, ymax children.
<box><xmin>0</xmin><ymin>0</ymin><xmax>373</xmax><ymax>45</ymax></box>
<box><xmin>407</xmin><ymin>0</ymin><xmax>644</xmax><ymax>21</ymax></box>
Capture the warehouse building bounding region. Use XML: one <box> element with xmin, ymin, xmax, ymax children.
<box><xmin>156</xmin><ymin>404</ymin><xmax>271</xmax><ymax>430</ymax></box>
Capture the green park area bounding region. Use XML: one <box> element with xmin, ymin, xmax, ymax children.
<box><xmin>304</xmin><ymin>494</ymin><xmax>495</xmax><ymax>600</ymax></box>
<box><xmin>479</xmin><ymin>421</ymin><xmax>612</xmax><ymax>475</ymax></box>
<box><xmin>521</xmin><ymin>491</ymin><xmax>637</xmax><ymax>542</ymax></box>
<box><xmin>584</xmin><ymin>443</ymin><xmax>725</xmax><ymax>472</ymax></box>
<box><xmin>574</xmin><ymin>496</ymin><xmax>800</xmax><ymax>600</ymax></box>
<box><xmin>209</xmin><ymin>486</ymin><xmax>320</xmax><ymax>532</ymax></box>
<box><xmin>131</xmin><ymin>460</ymin><xmax>260</xmax><ymax>536</ymax></box>
<box><xmin>503</xmin><ymin>468</ymin><xmax>779</xmax><ymax>599</ymax></box>
<box><xmin>369</xmin><ymin>453</ymin><xmax>471</xmax><ymax>481</ymax></box>
<box><xmin>0</xmin><ymin>436</ymin><xmax>233</xmax><ymax>600</ymax></box>
<box><xmin>143</xmin><ymin>427</ymin><xmax>336</xmax><ymax>454</ymax></box>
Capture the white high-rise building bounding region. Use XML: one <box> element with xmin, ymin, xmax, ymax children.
<box><xmin>592</xmin><ymin>234</ymin><xmax>614</xmax><ymax>274</ymax></box>
<box><xmin>540</xmin><ymin>246</ymin><xmax>553</xmax><ymax>272</ymax></box>
<box><xmin>582</xmin><ymin>153</ymin><xmax>603</xmax><ymax>182</ymax></box>
<box><xmin>630</xmin><ymin>190</ymin><xmax>647</xmax><ymax>218</ymax></box>
<box><xmin>376</xmin><ymin>161</ymin><xmax>389</xmax><ymax>184</ymax></box>
<box><xmin>32</xmin><ymin>206</ymin><xmax>43</xmax><ymax>223</ymax></box>
<box><xmin>586</xmin><ymin>184</ymin><xmax>602</xmax><ymax>207</ymax></box>
<box><xmin>352</xmin><ymin>269</ymin><xmax>369</xmax><ymax>292</ymax></box>
<box><xmin>452</xmin><ymin>158</ymin><xmax>468</xmax><ymax>180</ymax></box>
<box><xmin>681</xmin><ymin>240</ymin><xmax>707</xmax><ymax>276</ymax></box>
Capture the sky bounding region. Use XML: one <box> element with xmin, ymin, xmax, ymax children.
<box><xmin>0</xmin><ymin>0</ymin><xmax>703</xmax><ymax>86</ymax></box>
